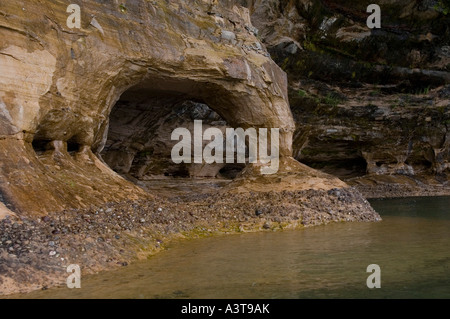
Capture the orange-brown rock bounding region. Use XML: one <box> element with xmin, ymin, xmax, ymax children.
<box><xmin>0</xmin><ymin>0</ymin><xmax>351</xmax><ymax>216</ymax></box>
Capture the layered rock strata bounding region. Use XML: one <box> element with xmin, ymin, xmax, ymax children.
<box><xmin>244</xmin><ymin>0</ymin><xmax>450</xmax><ymax>196</ymax></box>
<box><xmin>1</xmin><ymin>0</ymin><xmax>297</xmax><ymax>215</ymax></box>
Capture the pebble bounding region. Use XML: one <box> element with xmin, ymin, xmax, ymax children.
<box><xmin>49</xmin><ymin>251</ymin><xmax>56</xmax><ymax>256</ymax></box>
<box><xmin>255</xmin><ymin>209</ymin><xmax>263</xmax><ymax>216</ymax></box>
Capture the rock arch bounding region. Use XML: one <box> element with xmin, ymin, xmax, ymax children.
<box><xmin>0</xmin><ymin>0</ymin><xmax>291</xmax><ymax>215</ymax></box>
<box><xmin>0</xmin><ymin>0</ymin><xmax>345</xmax><ymax>216</ymax></box>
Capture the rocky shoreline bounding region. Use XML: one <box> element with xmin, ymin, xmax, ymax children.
<box><xmin>349</xmin><ymin>175</ymin><xmax>450</xmax><ymax>199</ymax></box>
<box><xmin>0</xmin><ymin>187</ymin><xmax>379</xmax><ymax>297</ymax></box>
<box><xmin>354</xmin><ymin>183</ymin><xmax>450</xmax><ymax>199</ymax></box>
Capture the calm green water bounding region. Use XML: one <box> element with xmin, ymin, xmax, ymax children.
<box><xmin>15</xmin><ymin>196</ymin><xmax>450</xmax><ymax>299</ymax></box>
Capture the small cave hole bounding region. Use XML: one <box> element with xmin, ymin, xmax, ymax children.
<box><xmin>32</xmin><ymin>139</ymin><xmax>50</xmax><ymax>156</ymax></box>
<box><xmin>219</xmin><ymin>164</ymin><xmax>246</xmax><ymax>179</ymax></box>
<box><xmin>409</xmin><ymin>159</ymin><xmax>433</xmax><ymax>170</ymax></box>
<box><xmin>67</xmin><ymin>140</ymin><xmax>81</xmax><ymax>154</ymax></box>
<box><xmin>163</xmin><ymin>166</ymin><xmax>191</xmax><ymax>178</ymax></box>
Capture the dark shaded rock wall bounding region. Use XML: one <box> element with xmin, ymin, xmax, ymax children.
<box><xmin>246</xmin><ymin>0</ymin><xmax>450</xmax><ymax>184</ymax></box>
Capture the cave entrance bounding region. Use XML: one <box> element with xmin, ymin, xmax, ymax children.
<box><xmin>100</xmin><ymin>83</ymin><xmax>246</xmax><ymax>196</ymax></box>
<box><xmin>301</xmin><ymin>157</ymin><xmax>368</xmax><ymax>180</ymax></box>
<box><xmin>298</xmin><ymin>140</ymin><xmax>368</xmax><ymax>180</ymax></box>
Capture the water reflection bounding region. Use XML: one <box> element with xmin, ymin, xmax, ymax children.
<box><xmin>10</xmin><ymin>196</ymin><xmax>450</xmax><ymax>299</ymax></box>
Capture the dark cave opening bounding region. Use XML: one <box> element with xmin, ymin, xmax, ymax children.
<box><xmin>67</xmin><ymin>139</ymin><xmax>81</xmax><ymax>154</ymax></box>
<box><xmin>100</xmin><ymin>86</ymin><xmax>245</xmax><ymax>184</ymax></box>
<box><xmin>301</xmin><ymin>156</ymin><xmax>368</xmax><ymax>180</ymax></box>
<box><xmin>405</xmin><ymin>159</ymin><xmax>433</xmax><ymax>171</ymax></box>
<box><xmin>31</xmin><ymin>139</ymin><xmax>49</xmax><ymax>156</ymax></box>
<box><xmin>218</xmin><ymin>163</ymin><xmax>247</xmax><ymax>179</ymax></box>
<box><xmin>31</xmin><ymin>138</ymin><xmax>81</xmax><ymax>157</ymax></box>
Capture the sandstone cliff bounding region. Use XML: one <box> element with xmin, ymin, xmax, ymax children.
<box><xmin>245</xmin><ymin>0</ymin><xmax>450</xmax><ymax>196</ymax></box>
<box><xmin>0</xmin><ymin>0</ymin><xmax>350</xmax><ymax>216</ymax></box>
<box><xmin>0</xmin><ymin>0</ymin><xmax>384</xmax><ymax>295</ymax></box>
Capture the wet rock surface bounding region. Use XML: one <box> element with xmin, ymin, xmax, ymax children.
<box><xmin>349</xmin><ymin>174</ymin><xmax>450</xmax><ymax>199</ymax></box>
<box><xmin>0</xmin><ymin>187</ymin><xmax>379</xmax><ymax>296</ymax></box>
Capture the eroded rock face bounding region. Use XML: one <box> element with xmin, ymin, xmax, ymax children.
<box><xmin>246</xmin><ymin>0</ymin><xmax>450</xmax><ymax>186</ymax></box>
<box><xmin>1</xmin><ymin>0</ymin><xmax>356</xmax><ymax>216</ymax></box>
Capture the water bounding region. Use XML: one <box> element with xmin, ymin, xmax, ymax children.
<box><xmin>13</xmin><ymin>196</ymin><xmax>450</xmax><ymax>299</ymax></box>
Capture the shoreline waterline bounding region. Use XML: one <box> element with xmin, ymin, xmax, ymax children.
<box><xmin>0</xmin><ymin>187</ymin><xmax>379</xmax><ymax>296</ymax></box>
<box><xmin>6</xmin><ymin>195</ymin><xmax>450</xmax><ymax>299</ymax></box>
